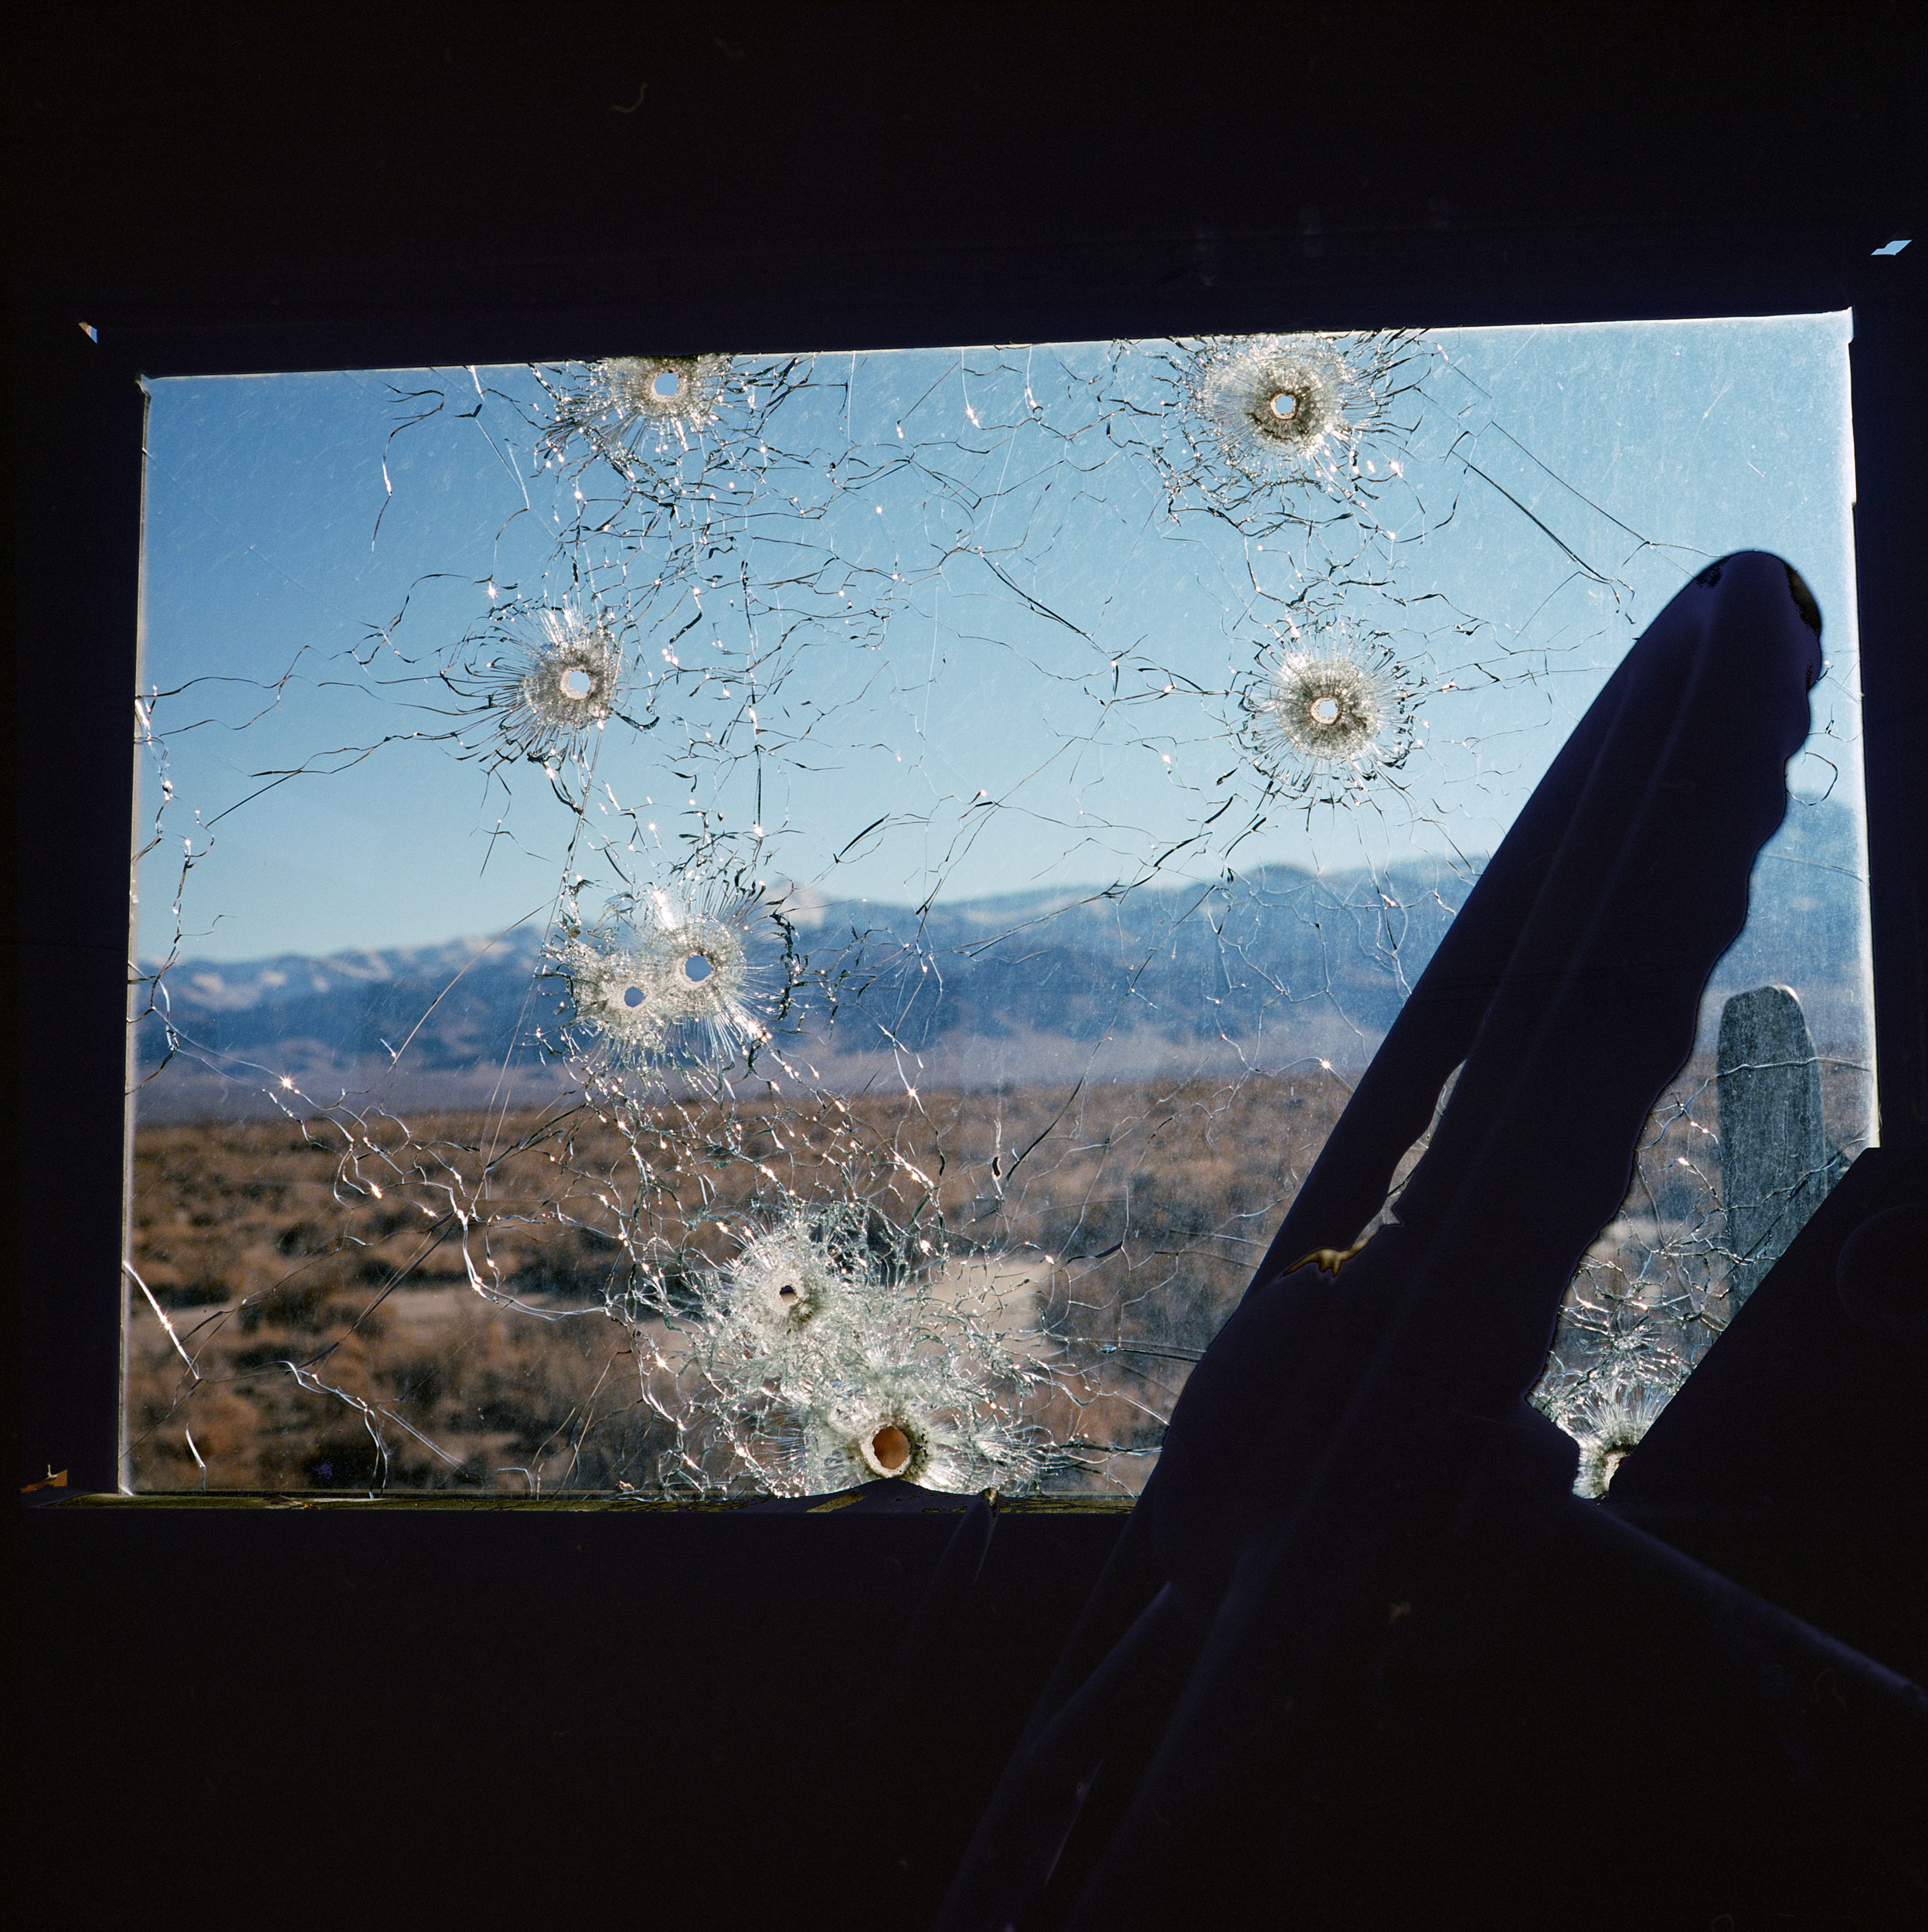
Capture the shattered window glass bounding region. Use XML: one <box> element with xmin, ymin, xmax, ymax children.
<box><xmin>127</xmin><ymin>315</ymin><xmax>1875</xmax><ymax>1497</ymax></box>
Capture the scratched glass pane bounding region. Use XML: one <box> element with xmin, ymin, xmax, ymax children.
<box><xmin>127</xmin><ymin>317</ymin><xmax>1874</xmax><ymax>1495</ymax></box>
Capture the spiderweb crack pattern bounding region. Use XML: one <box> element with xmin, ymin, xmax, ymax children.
<box><xmin>125</xmin><ymin>321</ymin><xmax>1875</xmax><ymax>1495</ymax></box>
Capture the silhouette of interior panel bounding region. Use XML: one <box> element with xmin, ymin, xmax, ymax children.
<box><xmin>928</xmin><ymin>555</ymin><xmax>1928</xmax><ymax>1929</ymax></box>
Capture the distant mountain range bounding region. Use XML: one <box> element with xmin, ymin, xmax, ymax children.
<box><xmin>135</xmin><ymin>798</ymin><xmax>1868</xmax><ymax>1119</ymax></box>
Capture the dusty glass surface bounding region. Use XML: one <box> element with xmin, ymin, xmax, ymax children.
<box><xmin>126</xmin><ymin>317</ymin><xmax>1875</xmax><ymax>1496</ymax></box>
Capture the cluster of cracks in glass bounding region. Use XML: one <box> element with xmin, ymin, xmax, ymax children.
<box><xmin>127</xmin><ymin>330</ymin><xmax>1865</xmax><ymax>1497</ymax></box>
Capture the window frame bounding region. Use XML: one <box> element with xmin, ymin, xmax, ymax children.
<box><xmin>16</xmin><ymin>223</ymin><xmax>1924</xmax><ymax>1502</ymax></box>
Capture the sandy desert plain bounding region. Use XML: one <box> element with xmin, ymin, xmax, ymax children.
<box><xmin>125</xmin><ymin>1041</ymin><xmax>1845</xmax><ymax>1495</ymax></box>
<box><xmin>126</xmin><ymin>1071</ymin><xmax>1362</xmax><ymax>1493</ymax></box>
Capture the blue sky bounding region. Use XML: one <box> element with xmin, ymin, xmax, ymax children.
<box><xmin>136</xmin><ymin>315</ymin><xmax>1863</xmax><ymax>971</ymax></box>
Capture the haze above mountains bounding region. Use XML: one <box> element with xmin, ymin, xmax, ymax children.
<box><xmin>136</xmin><ymin>801</ymin><xmax>1868</xmax><ymax>1119</ymax></box>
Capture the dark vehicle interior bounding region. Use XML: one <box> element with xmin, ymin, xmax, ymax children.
<box><xmin>15</xmin><ymin>7</ymin><xmax>1924</xmax><ymax>1926</ymax></box>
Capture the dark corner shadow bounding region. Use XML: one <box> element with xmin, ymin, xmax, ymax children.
<box><xmin>827</xmin><ymin>554</ymin><xmax>1928</xmax><ymax>1930</ymax></box>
